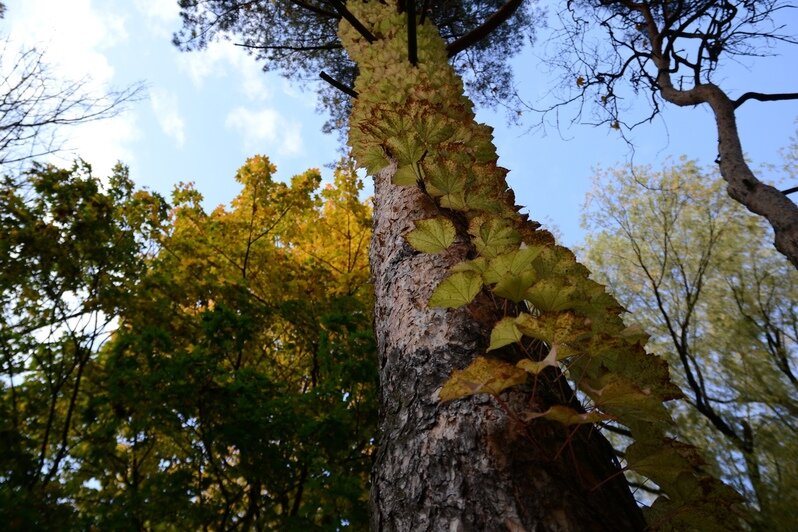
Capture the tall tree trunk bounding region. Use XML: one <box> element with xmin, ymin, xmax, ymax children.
<box><xmin>368</xmin><ymin>161</ymin><xmax>645</xmax><ymax>530</ymax></box>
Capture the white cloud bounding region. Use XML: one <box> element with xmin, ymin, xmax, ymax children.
<box><xmin>178</xmin><ymin>40</ymin><xmax>273</xmax><ymax>101</ymax></box>
<box><xmin>54</xmin><ymin>114</ymin><xmax>140</xmax><ymax>177</ymax></box>
<box><xmin>225</xmin><ymin>106</ymin><xmax>304</xmax><ymax>156</ymax></box>
<box><xmin>150</xmin><ymin>88</ymin><xmax>186</xmax><ymax>147</ymax></box>
<box><xmin>3</xmin><ymin>0</ymin><xmax>139</xmax><ymax>175</ymax></box>
<box><xmin>7</xmin><ymin>0</ymin><xmax>126</xmax><ymax>85</ymax></box>
<box><xmin>134</xmin><ymin>0</ymin><xmax>179</xmax><ymax>24</ymax></box>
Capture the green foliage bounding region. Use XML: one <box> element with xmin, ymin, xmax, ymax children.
<box><xmin>341</xmin><ymin>4</ymin><xmax>746</xmax><ymax>529</ymax></box>
<box><xmin>0</xmin><ymin>161</ymin><xmax>167</xmax><ymax>528</ymax></box>
<box><xmin>581</xmin><ymin>157</ymin><xmax>798</xmax><ymax>529</ymax></box>
<box><xmin>0</xmin><ymin>157</ymin><xmax>377</xmax><ymax>529</ymax></box>
<box><xmin>173</xmin><ymin>0</ymin><xmax>539</xmax><ymax>137</ymax></box>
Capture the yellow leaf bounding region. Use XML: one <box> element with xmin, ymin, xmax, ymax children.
<box><xmin>405</xmin><ymin>217</ymin><xmax>456</xmax><ymax>253</ymax></box>
<box><xmin>526</xmin><ymin>405</ymin><xmax>612</xmax><ymax>425</ymax></box>
<box><xmin>517</xmin><ymin>346</ymin><xmax>559</xmax><ymax>374</ymax></box>
<box><xmin>440</xmin><ymin>356</ymin><xmax>527</xmax><ymax>401</ymax></box>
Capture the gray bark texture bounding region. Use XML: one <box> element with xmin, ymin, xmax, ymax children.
<box><xmin>368</xmin><ymin>162</ymin><xmax>647</xmax><ymax>531</ymax></box>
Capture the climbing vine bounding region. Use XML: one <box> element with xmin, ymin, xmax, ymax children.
<box><xmin>341</xmin><ymin>2</ymin><xmax>747</xmax><ymax>529</ymax></box>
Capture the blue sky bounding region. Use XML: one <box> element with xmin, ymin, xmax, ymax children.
<box><xmin>4</xmin><ymin>0</ymin><xmax>797</xmax><ymax>247</ymax></box>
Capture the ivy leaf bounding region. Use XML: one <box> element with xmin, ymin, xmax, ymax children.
<box><xmin>625</xmin><ymin>439</ymin><xmax>706</xmax><ymax>488</ymax></box>
<box><xmin>488</xmin><ymin>317</ymin><xmax>523</xmax><ymax>351</ymax></box>
<box><xmin>526</xmin><ymin>404</ymin><xmax>612</xmax><ymax>425</ymax></box>
<box><xmin>620</xmin><ymin>324</ymin><xmax>649</xmax><ymax>346</ymax></box>
<box><xmin>405</xmin><ymin>217</ymin><xmax>456</xmax><ymax>253</ymax></box>
<box><xmin>426</xmin><ymin>166</ymin><xmax>465</xmax><ymax>197</ymax></box>
<box><xmin>517</xmin><ymin>346</ymin><xmax>559</xmax><ymax>374</ymax></box>
<box><xmin>440</xmin><ymin>356</ymin><xmax>527</xmax><ymax>401</ymax></box>
<box><xmin>525</xmin><ymin>280</ymin><xmax>577</xmax><ymax>312</ymax></box>
<box><xmin>585</xmin><ymin>376</ymin><xmax>671</xmax><ymax>423</ymax></box>
<box><xmin>483</xmin><ymin>247</ymin><xmax>541</xmax><ymax>285</ymax></box>
<box><xmin>428</xmin><ymin>271</ymin><xmax>483</xmax><ymax>308</ymax></box>
<box><xmin>439</xmin><ymin>191</ymin><xmax>468</xmax><ymax>211</ymax></box>
<box><xmin>415</xmin><ymin>114</ymin><xmax>455</xmax><ymax>146</ymax></box>
<box><xmin>471</xmin><ymin>217</ymin><xmax>520</xmax><ymax>258</ymax></box>
<box><xmin>493</xmin><ymin>270</ymin><xmax>537</xmax><ymax>302</ymax></box>
<box><xmin>451</xmin><ymin>257</ymin><xmax>488</xmax><ymax>275</ymax></box>
<box><xmin>386</xmin><ymin>134</ymin><xmax>425</xmax><ymax>166</ymax></box>
<box><xmin>514</xmin><ymin>311</ymin><xmax>591</xmax><ymax>348</ymax></box>
<box><xmin>358</xmin><ymin>146</ymin><xmax>388</xmax><ymax>174</ymax></box>
<box><xmin>393</xmin><ymin>164</ymin><xmax>419</xmax><ymax>186</ymax></box>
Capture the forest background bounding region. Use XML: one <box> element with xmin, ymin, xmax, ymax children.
<box><xmin>1</xmin><ymin>0</ymin><xmax>797</xmax><ymax>529</ymax></box>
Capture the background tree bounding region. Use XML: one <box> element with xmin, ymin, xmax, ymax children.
<box><xmin>581</xmin><ymin>156</ymin><xmax>798</xmax><ymax>529</ymax></box>
<box><xmin>0</xmin><ymin>161</ymin><xmax>167</xmax><ymax>528</ymax></box>
<box><xmin>0</xmin><ymin>2</ymin><xmax>143</xmax><ymax>169</ymax></box>
<box><xmin>0</xmin><ymin>157</ymin><xmax>378</xmax><ymax>529</ymax></box>
<box><xmin>173</xmin><ymin>0</ymin><xmax>540</xmax><ymax>135</ymax></box>
<box><xmin>547</xmin><ymin>0</ymin><xmax>798</xmax><ymax>268</ymax></box>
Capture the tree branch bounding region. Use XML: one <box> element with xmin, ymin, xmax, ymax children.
<box><xmin>234</xmin><ymin>42</ymin><xmax>342</xmax><ymax>52</ymax></box>
<box><xmin>733</xmin><ymin>91</ymin><xmax>798</xmax><ymax>109</ymax></box>
<box><xmin>327</xmin><ymin>0</ymin><xmax>376</xmax><ymax>43</ymax></box>
<box><xmin>320</xmin><ymin>71</ymin><xmax>358</xmax><ymax>98</ymax></box>
<box><xmin>289</xmin><ymin>0</ymin><xmax>338</xmax><ymax>18</ymax></box>
<box><xmin>446</xmin><ymin>0</ymin><xmax>524</xmax><ymax>57</ymax></box>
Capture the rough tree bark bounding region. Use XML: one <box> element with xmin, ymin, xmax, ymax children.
<box><xmin>368</xmin><ymin>162</ymin><xmax>646</xmax><ymax>530</ymax></box>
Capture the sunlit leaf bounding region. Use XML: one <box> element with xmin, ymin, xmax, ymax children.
<box><xmin>493</xmin><ymin>270</ymin><xmax>537</xmax><ymax>302</ymax></box>
<box><xmin>471</xmin><ymin>217</ymin><xmax>520</xmax><ymax>258</ymax></box>
<box><xmin>483</xmin><ymin>247</ymin><xmax>541</xmax><ymax>285</ymax></box>
<box><xmin>488</xmin><ymin>317</ymin><xmax>523</xmax><ymax>351</ymax></box>
<box><xmin>428</xmin><ymin>271</ymin><xmax>483</xmax><ymax>308</ymax></box>
<box><xmin>525</xmin><ymin>280</ymin><xmax>577</xmax><ymax>312</ymax></box>
<box><xmin>517</xmin><ymin>346</ymin><xmax>559</xmax><ymax>374</ymax></box>
<box><xmin>514</xmin><ymin>311</ymin><xmax>591</xmax><ymax>348</ymax></box>
<box><xmin>405</xmin><ymin>217</ymin><xmax>456</xmax><ymax>253</ymax></box>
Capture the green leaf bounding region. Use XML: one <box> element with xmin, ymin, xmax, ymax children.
<box><xmin>428</xmin><ymin>271</ymin><xmax>483</xmax><ymax>308</ymax></box>
<box><xmin>386</xmin><ymin>134</ymin><xmax>425</xmax><ymax>166</ymax></box>
<box><xmin>488</xmin><ymin>317</ymin><xmax>523</xmax><ymax>351</ymax></box>
<box><xmin>471</xmin><ymin>217</ymin><xmax>520</xmax><ymax>258</ymax></box>
<box><xmin>483</xmin><ymin>247</ymin><xmax>541</xmax><ymax>285</ymax></box>
<box><xmin>451</xmin><ymin>257</ymin><xmax>488</xmax><ymax>275</ymax></box>
<box><xmin>425</xmin><ymin>160</ymin><xmax>465</xmax><ymax>197</ymax></box>
<box><xmin>358</xmin><ymin>146</ymin><xmax>388</xmax><ymax>174</ymax></box>
<box><xmin>584</xmin><ymin>376</ymin><xmax>672</xmax><ymax>423</ymax></box>
<box><xmin>525</xmin><ymin>405</ymin><xmax>613</xmax><ymax>425</ymax></box>
<box><xmin>438</xmin><ymin>191</ymin><xmax>468</xmax><ymax>211</ymax></box>
<box><xmin>514</xmin><ymin>311</ymin><xmax>591</xmax><ymax>349</ymax></box>
<box><xmin>414</xmin><ymin>114</ymin><xmax>455</xmax><ymax>146</ymax></box>
<box><xmin>393</xmin><ymin>164</ymin><xmax>419</xmax><ymax>186</ymax></box>
<box><xmin>525</xmin><ymin>280</ymin><xmax>577</xmax><ymax>312</ymax></box>
<box><xmin>405</xmin><ymin>217</ymin><xmax>456</xmax><ymax>253</ymax></box>
<box><xmin>440</xmin><ymin>356</ymin><xmax>527</xmax><ymax>401</ymax></box>
<box><xmin>493</xmin><ymin>270</ymin><xmax>537</xmax><ymax>302</ymax></box>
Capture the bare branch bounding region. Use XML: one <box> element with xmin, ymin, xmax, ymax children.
<box><xmin>734</xmin><ymin>91</ymin><xmax>798</xmax><ymax>109</ymax></box>
<box><xmin>320</xmin><ymin>70</ymin><xmax>358</xmax><ymax>98</ymax></box>
<box><xmin>446</xmin><ymin>0</ymin><xmax>524</xmax><ymax>57</ymax></box>
<box><xmin>327</xmin><ymin>0</ymin><xmax>376</xmax><ymax>43</ymax></box>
